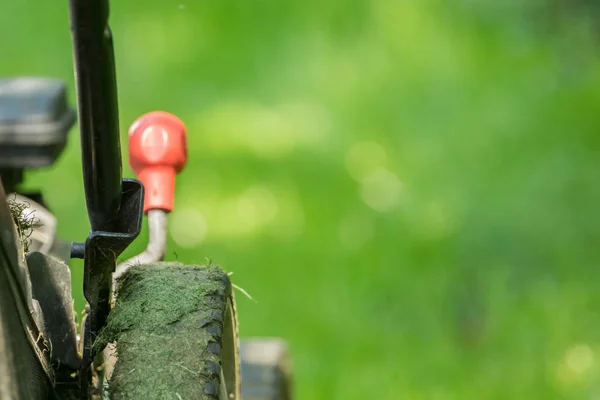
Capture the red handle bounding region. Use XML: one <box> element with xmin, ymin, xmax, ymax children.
<box><xmin>128</xmin><ymin>111</ymin><xmax>187</xmax><ymax>213</ymax></box>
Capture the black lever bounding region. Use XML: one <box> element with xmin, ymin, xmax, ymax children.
<box><xmin>66</xmin><ymin>1</ymin><xmax>145</xmax><ymax>394</ymax></box>
<box><xmin>68</xmin><ymin>0</ymin><xmax>123</xmax><ymax>233</ymax></box>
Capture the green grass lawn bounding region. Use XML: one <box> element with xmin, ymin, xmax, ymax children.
<box><xmin>4</xmin><ymin>1</ymin><xmax>600</xmax><ymax>398</ymax></box>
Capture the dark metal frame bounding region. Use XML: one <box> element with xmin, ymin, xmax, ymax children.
<box><xmin>68</xmin><ymin>0</ymin><xmax>123</xmax><ymax>233</ymax></box>
<box><xmin>67</xmin><ymin>0</ymin><xmax>144</xmax><ymax>390</ymax></box>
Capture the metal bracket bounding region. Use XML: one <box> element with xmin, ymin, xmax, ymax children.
<box><xmin>78</xmin><ymin>178</ymin><xmax>144</xmax><ymax>367</ymax></box>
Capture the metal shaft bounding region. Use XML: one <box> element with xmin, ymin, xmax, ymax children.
<box><xmin>113</xmin><ymin>209</ymin><xmax>168</xmax><ymax>291</ymax></box>
<box><xmin>68</xmin><ymin>0</ymin><xmax>123</xmax><ymax>232</ymax></box>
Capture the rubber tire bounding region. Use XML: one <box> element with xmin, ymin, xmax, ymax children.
<box><xmin>240</xmin><ymin>339</ymin><xmax>292</xmax><ymax>400</ymax></box>
<box><xmin>105</xmin><ymin>263</ymin><xmax>241</xmax><ymax>400</ymax></box>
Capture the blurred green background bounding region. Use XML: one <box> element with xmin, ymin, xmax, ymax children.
<box><xmin>4</xmin><ymin>1</ymin><xmax>600</xmax><ymax>398</ymax></box>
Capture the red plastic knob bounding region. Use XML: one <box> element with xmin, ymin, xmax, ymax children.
<box><xmin>128</xmin><ymin>111</ymin><xmax>187</xmax><ymax>213</ymax></box>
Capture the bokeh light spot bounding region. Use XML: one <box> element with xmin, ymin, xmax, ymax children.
<box><xmin>360</xmin><ymin>168</ymin><xmax>403</xmax><ymax>212</ymax></box>
<box><xmin>169</xmin><ymin>208</ymin><xmax>208</xmax><ymax>248</ymax></box>
<box><xmin>345</xmin><ymin>141</ymin><xmax>388</xmax><ymax>182</ymax></box>
<box><xmin>193</xmin><ymin>102</ymin><xmax>330</xmax><ymax>158</ymax></box>
<box><xmin>565</xmin><ymin>344</ymin><xmax>594</xmax><ymax>375</ymax></box>
<box><xmin>236</xmin><ymin>185</ymin><xmax>279</xmax><ymax>233</ymax></box>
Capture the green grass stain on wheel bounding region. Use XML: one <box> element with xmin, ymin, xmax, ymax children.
<box><xmin>95</xmin><ymin>262</ymin><xmax>239</xmax><ymax>400</ymax></box>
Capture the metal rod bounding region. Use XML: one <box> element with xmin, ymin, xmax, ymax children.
<box><xmin>112</xmin><ymin>209</ymin><xmax>168</xmax><ymax>297</ymax></box>
<box><xmin>114</xmin><ymin>210</ymin><xmax>168</xmax><ymax>275</ymax></box>
<box><xmin>68</xmin><ymin>0</ymin><xmax>123</xmax><ymax>232</ymax></box>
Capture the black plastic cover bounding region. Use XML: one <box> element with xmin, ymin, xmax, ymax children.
<box><xmin>0</xmin><ymin>77</ymin><xmax>76</xmax><ymax>168</ymax></box>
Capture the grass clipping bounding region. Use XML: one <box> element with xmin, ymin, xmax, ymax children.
<box><xmin>95</xmin><ymin>262</ymin><xmax>233</xmax><ymax>399</ymax></box>
<box><xmin>7</xmin><ymin>197</ymin><xmax>40</xmax><ymax>254</ymax></box>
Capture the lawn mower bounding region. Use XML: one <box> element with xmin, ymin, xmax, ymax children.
<box><xmin>0</xmin><ymin>0</ymin><xmax>292</xmax><ymax>398</ymax></box>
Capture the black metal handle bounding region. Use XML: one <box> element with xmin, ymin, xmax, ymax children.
<box><xmin>68</xmin><ymin>0</ymin><xmax>122</xmax><ymax>233</ymax></box>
